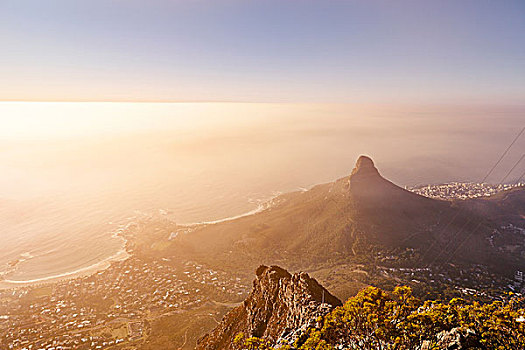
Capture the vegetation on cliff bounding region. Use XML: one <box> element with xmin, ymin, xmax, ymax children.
<box><xmin>236</xmin><ymin>286</ymin><xmax>525</xmax><ymax>350</ymax></box>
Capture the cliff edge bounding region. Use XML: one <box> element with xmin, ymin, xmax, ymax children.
<box><xmin>196</xmin><ymin>265</ymin><xmax>341</xmax><ymax>350</ymax></box>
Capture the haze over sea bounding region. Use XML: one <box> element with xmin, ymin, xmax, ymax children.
<box><xmin>0</xmin><ymin>102</ymin><xmax>524</xmax><ymax>284</ymax></box>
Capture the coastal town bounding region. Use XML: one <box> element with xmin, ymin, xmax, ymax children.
<box><xmin>408</xmin><ymin>181</ymin><xmax>524</xmax><ymax>200</ymax></box>
<box><xmin>0</xmin><ymin>255</ymin><xmax>248</xmax><ymax>350</ymax></box>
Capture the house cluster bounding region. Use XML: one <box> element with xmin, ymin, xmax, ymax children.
<box><xmin>0</xmin><ymin>256</ymin><xmax>248</xmax><ymax>350</ymax></box>
<box><xmin>509</xmin><ymin>270</ymin><xmax>525</xmax><ymax>294</ymax></box>
<box><xmin>378</xmin><ymin>263</ymin><xmax>513</xmax><ymax>301</ymax></box>
<box><xmin>182</xmin><ymin>260</ymin><xmax>247</xmax><ymax>297</ymax></box>
<box><xmin>408</xmin><ymin>182</ymin><xmax>523</xmax><ymax>200</ymax></box>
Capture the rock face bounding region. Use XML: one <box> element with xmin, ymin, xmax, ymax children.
<box><xmin>421</xmin><ymin>328</ymin><xmax>481</xmax><ymax>350</ymax></box>
<box><xmin>196</xmin><ymin>265</ymin><xmax>341</xmax><ymax>350</ymax></box>
<box><xmin>350</xmin><ymin>155</ymin><xmax>380</xmax><ymax>177</ymax></box>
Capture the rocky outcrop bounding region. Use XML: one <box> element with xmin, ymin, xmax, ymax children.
<box><xmin>350</xmin><ymin>155</ymin><xmax>380</xmax><ymax>177</ymax></box>
<box><xmin>196</xmin><ymin>265</ymin><xmax>341</xmax><ymax>350</ymax></box>
<box><xmin>422</xmin><ymin>328</ymin><xmax>481</xmax><ymax>350</ymax></box>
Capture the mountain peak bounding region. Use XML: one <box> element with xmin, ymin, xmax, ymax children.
<box><xmin>255</xmin><ymin>265</ymin><xmax>291</xmax><ymax>279</ymax></box>
<box><xmin>351</xmin><ymin>155</ymin><xmax>379</xmax><ymax>177</ymax></box>
<box><xmin>197</xmin><ymin>265</ymin><xmax>341</xmax><ymax>349</ymax></box>
<box><xmin>352</xmin><ymin>155</ymin><xmax>378</xmax><ymax>175</ymax></box>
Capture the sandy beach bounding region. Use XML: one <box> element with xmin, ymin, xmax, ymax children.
<box><xmin>0</xmin><ymin>248</ymin><xmax>130</xmax><ymax>290</ymax></box>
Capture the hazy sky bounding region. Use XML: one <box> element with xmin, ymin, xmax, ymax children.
<box><xmin>1</xmin><ymin>0</ymin><xmax>524</xmax><ymax>103</ymax></box>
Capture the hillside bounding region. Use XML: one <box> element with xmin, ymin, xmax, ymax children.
<box><xmin>160</xmin><ymin>156</ymin><xmax>522</xmax><ymax>278</ymax></box>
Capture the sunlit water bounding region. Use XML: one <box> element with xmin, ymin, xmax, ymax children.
<box><xmin>0</xmin><ymin>102</ymin><xmax>523</xmax><ymax>284</ymax></box>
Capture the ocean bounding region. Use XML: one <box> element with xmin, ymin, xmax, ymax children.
<box><xmin>0</xmin><ymin>102</ymin><xmax>524</xmax><ymax>285</ymax></box>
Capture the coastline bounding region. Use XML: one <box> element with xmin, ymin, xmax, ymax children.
<box><xmin>0</xmin><ymin>246</ymin><xmax>130</xmax><ymax>290</ymax></box>
<box><xmin>0</xmin><ymin>192</ymin><xmax>286</xmax><ymax>291</ymax></box>
<box><xmin>178</xmin><ymin>192</ymin><xmax>283</xmax><ymax>226</ymax></box>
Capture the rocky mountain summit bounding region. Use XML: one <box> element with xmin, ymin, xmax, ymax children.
<box><xmin>350</xmin><ymin>155</ymin><xmax>379</xmax><ymax>177</ymax></box>
<box><xmin>196</xmin><ymin>265</ymin><xmax>341</xmax><ymax>350</ymax></box>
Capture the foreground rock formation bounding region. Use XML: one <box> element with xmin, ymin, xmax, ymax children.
<box><xmin>196</xmin><ymin>265</ymin><xmax>341</xmax><ymax>350</ymax></box>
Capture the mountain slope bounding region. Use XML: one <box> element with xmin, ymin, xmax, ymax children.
<box><xmin>166</xmin><ymin>156</ymin><xmax>516</xmax><ymax>275</ymax></box>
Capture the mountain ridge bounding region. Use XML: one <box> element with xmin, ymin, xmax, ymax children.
<box><xmin>163</xmin><ymin>155</ymin><xmax>519</xmax><ymax>277</ymax></box>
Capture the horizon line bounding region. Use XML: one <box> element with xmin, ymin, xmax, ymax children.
<box><xmin>1</xmin><ymin>99</ymin><xmax>525</xmax><ymax>107</ymax></box>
